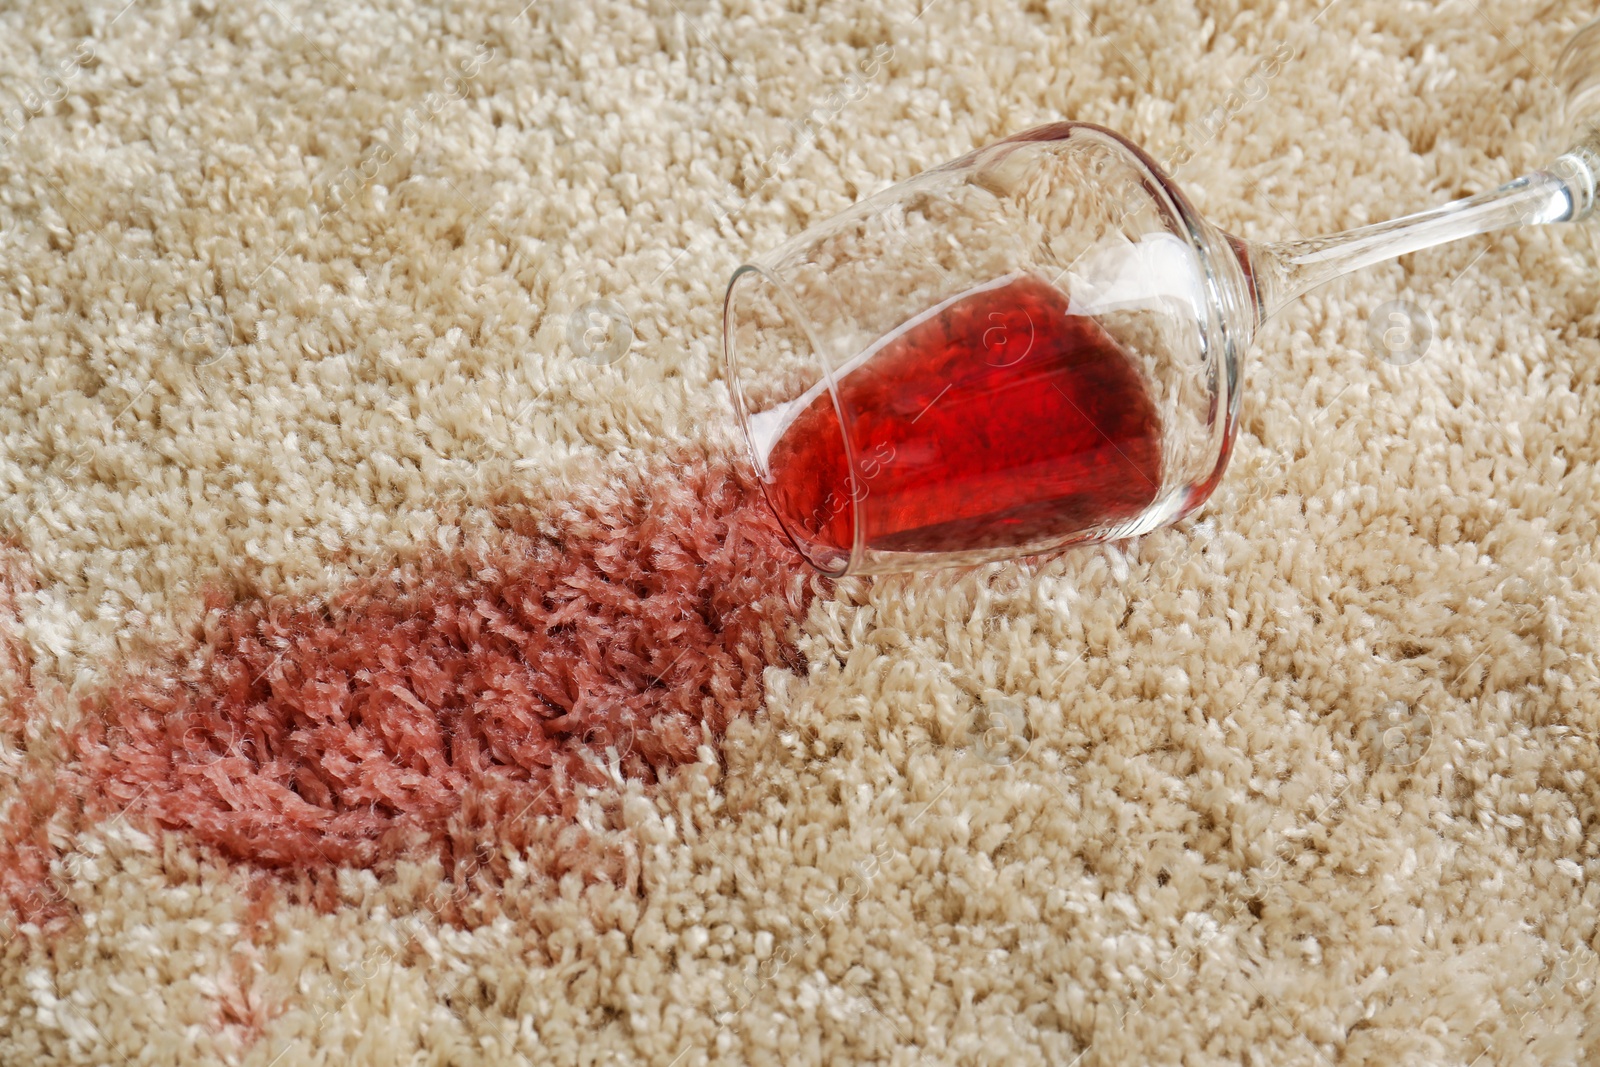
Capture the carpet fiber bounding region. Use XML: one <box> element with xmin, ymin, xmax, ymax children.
<box><xmin>2</xmin><ymin>0</ymin><xmax>1599</xmax><ymax>1064</ymax></box>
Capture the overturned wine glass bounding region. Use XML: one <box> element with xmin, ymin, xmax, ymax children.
<box><xmin>724</xmin><ymin>19</ymin><xmax>1600</xmax><ymax>577</ymax></box>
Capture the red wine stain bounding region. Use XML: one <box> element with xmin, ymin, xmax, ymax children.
<box><xmin>767</xmin><ymin>273</ymin><xmax>1162</xmax><ymax>559</ymax></box>
<box><xmin>1</xmin><ymin>460</ymin><xmax>814</xmax><ymax>925</ymax></box>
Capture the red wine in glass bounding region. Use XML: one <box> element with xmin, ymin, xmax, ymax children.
<box><xmin>764</xmin><ymin>273</ymin><xmax>1163</xmax><ymax>560</ymax></box>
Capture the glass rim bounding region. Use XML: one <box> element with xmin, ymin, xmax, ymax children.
<box><xmin>723</xmin><ymin>262</ymin><xmax>861</xmax><ymax>577</ymax></box>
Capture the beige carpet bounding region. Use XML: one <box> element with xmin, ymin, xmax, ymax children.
<box><xmin>2</xmin><ymin>0</ymin><xmax>1599</xmax><ymax>1063</ymax></box>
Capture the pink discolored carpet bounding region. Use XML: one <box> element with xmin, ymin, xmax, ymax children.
<box><xmin>3</xmin><ymin>460</ymin><xmax>813</xmax><ymax>926</ymax></box>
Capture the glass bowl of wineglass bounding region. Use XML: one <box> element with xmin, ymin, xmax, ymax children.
<box><xmin>724</xmin><ymin>18</ymin><xmax>1600</xmax><ymax>577</ymax></box>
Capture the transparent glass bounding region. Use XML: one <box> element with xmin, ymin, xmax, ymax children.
<box><xmin>726</xmin><ymin>19</ymin><xmax>1600</xmax><ymax>577</ymax></box>
<box><xmin>725</xmin><ymin>124</ymin><xmax>1252</xmax><ymax>576</ymax></box>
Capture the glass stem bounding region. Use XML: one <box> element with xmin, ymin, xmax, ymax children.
<box><xmin>1242</xmin><ymin>143</ymin><xmax>1600</xmax><ymax>323</ymax></box>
